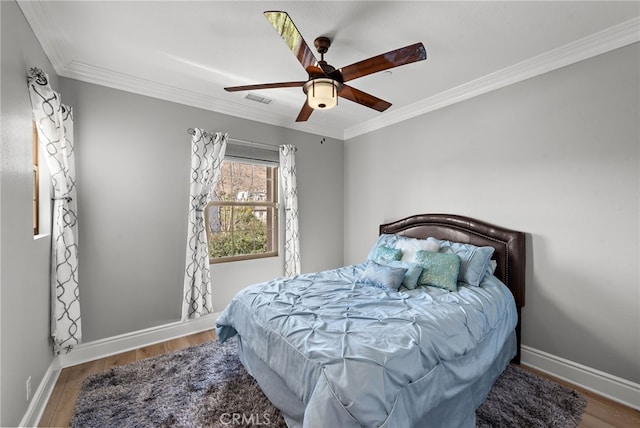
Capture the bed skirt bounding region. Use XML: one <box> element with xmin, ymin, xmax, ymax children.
<box><xmin>237</xmin><ymin>331</ymin><xmax>517</xmax><ymax>428</ymax></box>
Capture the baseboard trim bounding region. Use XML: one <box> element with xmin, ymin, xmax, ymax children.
<box><xmin>19</xmin><ymin>363</ymin><xmax>61</xmax><ymax>428</ymax></box>
<box><xmin>521</xmin><ymin>345</ymin><xmax>640</xmax><ymax>411</ymax></box>
<box><xmin>20</xmin><ymin>314</ymin><xmax>219</xmax><ymax>427</ymax></box>
<box><xmin>58</xmin><ymin>313</ymin><xmax>219</xmax><ymax>368</ymax></box>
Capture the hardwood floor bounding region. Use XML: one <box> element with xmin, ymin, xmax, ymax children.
<box><xmin>520</xmin><ymin>365</ymin><xmax>640</xmax><ymax>428</ymax></box>
<box><xmin>38</xmin><ymin>330</ymin><xmax>216</xmax><ymax>427</ymax></box>
<box><xmin>38</xmin><ymin>330</ymin><xmax>639</xmax><ymax>427</ymax></box>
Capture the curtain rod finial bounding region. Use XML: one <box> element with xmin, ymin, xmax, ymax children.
<box><xmin>27</xmin><ymin>67</ymin><xmax>48</xmax><ymax>85</ymax></box>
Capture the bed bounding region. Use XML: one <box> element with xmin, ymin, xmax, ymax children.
<box><xmin>216</xmin><ymin>213</ymin><xmax>526</xmax><ymax>428</ymax></box>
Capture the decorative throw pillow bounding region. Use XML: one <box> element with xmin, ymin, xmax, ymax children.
<box><xmin>375</xmin><ymin>245</ymin><xmax>403</xmax><ymax>263</ymax></box>
<box><xmin>415</xmin><ymin>250</ymin><xmax>461</xmax><ymax>292</ymax></box>
<box><xmin>377</xmin><ymin>260</ymin><xmax>424</xmax><ymax>290</ymax></box>
<box><xmin>367</xmin><ymin>234</ymin><xmax>399</xmax><ymax>261</ymax></box>
<box><xmin>426</xmin><ymin>237</ymin><xmax>495</xmax><ymax>287</ymax></box>
<box><xmin>359</xmin><ymin>260</ymin><xmax>408</xmax><ymax>291</ymax></box>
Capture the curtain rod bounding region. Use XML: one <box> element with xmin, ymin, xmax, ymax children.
<box><xmin>187</xmin><ymin>128</ymin><xmax>281</xmax><ymax>152</ymax></box>
<box><xmin>187</xmin><ymin>128</ymin><xmax>297</xmax><ymax>152</ymax></box>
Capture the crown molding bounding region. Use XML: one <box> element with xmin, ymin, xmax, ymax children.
<box><xmin>17</xmin><ymin>0</ymin><xmax>343</xmax><ymax>140</ymax></box>
<box><xmin>18</xmin><ymin>1</ymin><xmax>71</xmax><ymax>69</ymax></box>
<box><xmin>18</xmin><ymin>1</ymin><xmax>639</xmax><ymax>142</ymax></box>
<box><xmin>344</xmin><ymin>17</ymin><xmax>640</xmax><ymax>140</ymax></box>
<box><xmin>60</xmin><ymin>61</ymin><xmax>345</xmax><ymax>140</ymax></box>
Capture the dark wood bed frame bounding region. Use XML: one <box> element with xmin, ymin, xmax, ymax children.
<box><xmin>379</xmin><ymin>213</ymin><xmax>526</xmax><ymax>363</ymax></box>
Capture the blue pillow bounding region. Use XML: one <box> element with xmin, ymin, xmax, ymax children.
<box><xmin>375</xmin><ymin>245</ymin><xmax>403</xmax><ymax>263</ymax></box>
<box><xmin>377</xmin><ymin>260</ymin><xmax>423</xmax><ymax>290</ymax></box>
<box><xmin>415</xmin><ymin>250</ymin><xmax>461</xmax><ymax>292</ymax></box>
<box><xmin>366</xmin><ymin>234</ymin><xmax>399</xmax><ymax>261</ymax></box>
<box><xmin>359</xmin><ymin>260</ymin><xmax>407</xmax><ymax>291</ymax></box>
<box><xmin>426</xmin><ymin>237</ymin><xmax>495</xmax><ymax>287</ymax></box>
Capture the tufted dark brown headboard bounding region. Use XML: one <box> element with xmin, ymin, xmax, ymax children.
<box><xmin>379</xmin><ymin>213</ymin><xmax>526</xmax><ymax>362</ymax></box>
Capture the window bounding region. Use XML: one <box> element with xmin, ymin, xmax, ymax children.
<box><xmin>32</xmin><ymin>121</ymin><xmax>40</xmax><ymax>235</ymax></box>
<box><xmin>206</xmin><ymin>159</ymin><xmax>278</xmax><ymax>263</ymax></box>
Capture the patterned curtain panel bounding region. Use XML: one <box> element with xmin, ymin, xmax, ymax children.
<box><xmin>27</xmin><ymin>68</ymin><xmax>81</xmax><ymax>353</ymax></box>
<box><xmin>182</xmin><ymin>129</ymin><xmax>228</xmax><ymax>320</ymax></box>
<box><xmin>279</xmin><ymin>145</ymin><xmax>300</xmax><ymax>277</ymax></box>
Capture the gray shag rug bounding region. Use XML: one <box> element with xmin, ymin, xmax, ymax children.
<box><xmin>71</xmin><ymin>338</ymin><xmax>587</xmax><ymax>428</ymax></box>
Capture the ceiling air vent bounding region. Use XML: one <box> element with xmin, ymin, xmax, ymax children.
<box><xmin>245</xmin><ymin>93</ymin><xmax>272</xmax><ymax>104</ymax></box>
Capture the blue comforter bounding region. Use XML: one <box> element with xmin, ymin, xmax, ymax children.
<box><xmin>217</xmin><ymin>264</ymin><xmax>517</xmax><ymax>427</ymax></box>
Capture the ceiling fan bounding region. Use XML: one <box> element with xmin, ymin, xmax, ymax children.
<box><xmin>224</xmin><ymin>11</ymin><xmax>427</xmax><ymax>122</ymax></box>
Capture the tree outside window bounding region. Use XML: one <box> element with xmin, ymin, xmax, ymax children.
<box><xmin>206</xmin><ymin>159</ymin><xmax>278</xmax><ymax>263</ymax></box>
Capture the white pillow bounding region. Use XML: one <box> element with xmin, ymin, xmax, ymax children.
<box><xmin>395</xmin><ymin>236</ymin><xmax>439</xmax><ymax>262</ymax></box>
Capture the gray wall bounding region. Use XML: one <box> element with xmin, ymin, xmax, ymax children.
<box><xmin>344</xmin><ymin>44</ymin><xmax>639</xmax><ymax>383</ymax></box>
<box><xmin>58</xmin><ymin>78</ymin><xmax>344</xmax><ymax>341</ymax></box>
<box><xmin>1</xmin><ymin>2</ymin><xmax>343</xmax><ymax>424</ymax></box>
<box><xmin>2</xmin><ymin>0</ymin><xmax>637</xmax><ymax>424</ymax></box>
<box><xmin>0</xmin><ymin>1</ymin><xmax>57</xmax><ymax>425</ymax></box>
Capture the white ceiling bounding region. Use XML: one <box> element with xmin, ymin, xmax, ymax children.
<box><xmin>19</xmin><ymin>1</ymin><xmax>640</xmax><ymax>139</ymax></box>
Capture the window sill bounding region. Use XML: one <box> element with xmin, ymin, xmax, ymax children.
<box><xmin>209</xmin><ymin>252</ymin><xmax>279</xmax><ymax>264</ymax></box>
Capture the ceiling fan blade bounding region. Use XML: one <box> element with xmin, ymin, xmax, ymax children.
<box><xmin>295</xmin><ymin>102</ymin><xmax>314</xmax><ymax>122</ymax></box>
<box><xmin>338</xmin><ymin>85</ymin><xmax>392</xmax><ymax>112</ymax></box>
<box><xmin>224</xmin><ymin>81</ymin><xmax>306</xmax><ymax>92</ymax></box>
<box><xmin>264</xmin><ymin>11</ymin><xmax>318</xmax><ymax>71</ymax></box>
<box><xmin>339</xmin><ymin>42</ymin><xmax>427</xmax><ymax>82</ymax></box>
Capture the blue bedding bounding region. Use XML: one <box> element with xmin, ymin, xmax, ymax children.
<box><xmin>216</xmin><ymin>263</ymin><xmax>518</xmax><ymax>427</ymax></box>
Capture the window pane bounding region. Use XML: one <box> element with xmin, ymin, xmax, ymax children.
<box><xmin>214</xmin><ymin>161</ymin><xmax>269</xmax><ymax>202</ymax></box>
<box><xmin>207</xmin><ymin>159</ymin><xmax>278</xmax><ymax>262</ymax></box>
<box><xmin>207</xmin><ymin>206</ymin><xmax>276</xmax><ymax>259</ymax></box>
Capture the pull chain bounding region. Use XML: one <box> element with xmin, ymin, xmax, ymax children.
<box><xmin>320</xmin><ymin>111</ymin><xmax>326</xmax><ymax>144</ymax></box>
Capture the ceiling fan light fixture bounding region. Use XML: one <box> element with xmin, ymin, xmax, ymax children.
<box><xmin>304</xmin><ymin>78</ymin><xmax>339</xmax><ymax>110</ymax></box>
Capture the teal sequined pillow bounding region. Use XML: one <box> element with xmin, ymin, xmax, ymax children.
<box><xmin>415</xmin><ymin>250</ymin><xmax>461</xmax><ymax>292</ymax></box>
<box><xmin>426</xmin><ymin>237</ymin><xmax>495</xmax><ymax>287</ymax></box>
<box><xmin>375</xmin><ymin>245</ymin><xmax>403</xmax><ymax>263</ymax></box>
<box><xmin>366</xmin><ymin>234</ymin><xmax>399</xmax><ymax>260</ymax></box>
<box><xmin>359</xmin><ymin>260</ymin><xmax>408</xmax><ymax>291</ymax></box>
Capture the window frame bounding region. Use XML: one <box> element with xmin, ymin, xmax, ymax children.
<box><xmin>205</xmin><ymin>159</ymin><xmax>279</xmax><ymax>264</ymax></box>
<box><xmin>32</xmin><ymin>121</ymin><xmax>40</xmax><ymax>236</ymax></box>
